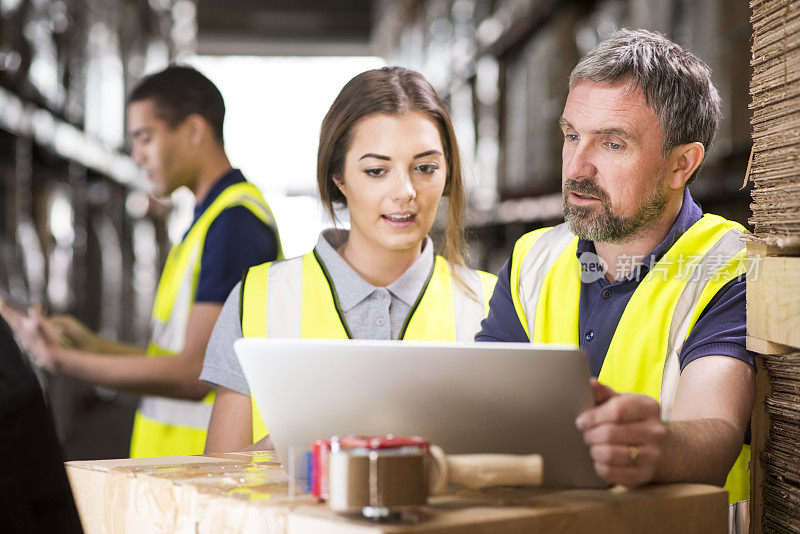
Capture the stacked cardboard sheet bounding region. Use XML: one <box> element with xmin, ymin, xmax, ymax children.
<box><xmin>761</xmin><ymin>352</ymin><xmax>800</xmax><ymax>533</ymax></box>
<box><xmin>748</xmin><ymin>0</ymin><xmax>800</xmax><ymax>247</ymax></box>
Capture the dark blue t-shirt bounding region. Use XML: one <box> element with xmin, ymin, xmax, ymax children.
<box><xmin>476</xmin><ymin>187</ymin><xmax>755</xmax><ymax>375</ymax></box>
<box><xmin>186</xmin><ymin>169</ymin><xmax>279</xmax><ymax>303</ymax></box>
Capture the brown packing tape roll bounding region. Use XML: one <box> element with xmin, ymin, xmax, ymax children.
<box><xmin>328</xmin><ymin>452</ymin><xmax>370</xmax><ymax>511</ymax></box>
<box><xmin>328</xmin><ymin>451</ymin><xmax>428</xmax><ymax>512</ymax></box>
<box><xmin>368</xmin><ymin>452</ymin><xmax>429</xmax><ymax>508</ymax></box>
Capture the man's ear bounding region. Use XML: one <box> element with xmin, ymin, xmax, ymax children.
<box><xmin>668</xmin><ymin>142</ymin><xmax>704</xmax><ymax>189</ymax></box>
<box><xmin>185</xmin><ymin>114</ymin><xmax>207</xmax><ymax>147</ymax></box>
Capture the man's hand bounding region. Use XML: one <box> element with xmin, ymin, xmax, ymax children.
<box><xmin>20</xmin><ymin>306</ymin><xmax>67</xmax><ymax>372</ymax></box>
<box><xmin>0</xmin><ymin>294</ymin><xmax>28</xmax><ymax>333</ymax></box>
<box><xmin>0</xmin><ymin>301</ymin><xmax>67</xmax><ymax>372</ymax></box>
<box><xmin>575</xmin><ymin>378</ymin><xmax>668</xmax><ymax>488</ymax></box>
<box><xmin>49</xmin><ymin>314</ymin><xmax>100</xmax><ymax>351</ymax></box>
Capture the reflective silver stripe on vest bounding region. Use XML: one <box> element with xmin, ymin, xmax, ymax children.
<box><xmin>452</xmin><ymin>266</ymin><xmax>487</xmax><ymax>342</ymax></box>
<box><xmin>265</xmin><ymin>256</ymin><xmax>304</xmax><ymax>338</ymax></box>
<box><xmin>659</xmin><ymin>228</ymin><xmax>744</xmax><ymax>421</ymax></box>
<box><xmin>139</xmin><ymin>395</ymin><xmax>212</xmax><ymax>429</ymax></box>
<box><xmin>233</xmin><ymin>195</ymin><xmax>277</xmax><ymax>229</ymax></box>
<box><xmin>150</xmin><ymin>245</ymin><xmax>202</xmax><ymax>354</ymax></box>
<box><xmin>729</xmin><ymin>500</ymin><xmax>748</xmax><ymax>534</ymax></box>
<box><xmin>517</xmin><ymin>224</ymin><xmax>576</xmax><ymax>336</ymax></box>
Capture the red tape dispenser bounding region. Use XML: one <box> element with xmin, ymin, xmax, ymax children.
<box><xmin>309</xmin><ymin>435</ymin><xmax>543</xmax><ymax>521</ymax></box>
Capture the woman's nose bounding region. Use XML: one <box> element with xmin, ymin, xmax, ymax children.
<box><xmin>391</xmin><ymin>171</ymin><xmax>416</xmax><ymax>201</ymax></box>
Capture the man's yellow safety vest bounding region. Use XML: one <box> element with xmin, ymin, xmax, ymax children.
<box><xmin>240</xmin><ymin>251</ymin><xmax>497</xmax><ymax>442</ymax></box>
<box><xmin>508</xmin><ymin>213</ymin><xmax>749</xmax><ymax>504</ymax></box>
<box><xmin>129</xmin><ymin>182</ymin><xmax>282</xmax><ymax>458</ymax></box>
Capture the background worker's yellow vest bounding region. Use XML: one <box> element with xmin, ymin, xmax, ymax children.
<box><xmin>129</xmin><ymin>182</ymin><xmax>282</xmax><ymax>458</ymax></box>
<box><xmin>240</xmin><ymin>252</ymin><xmax>497</xmax><ymax>443</ymax></box>
<box><xmin>508</xmin><ymin>214</ymin><xmax>750</xmax><ymax>504</ymax></box>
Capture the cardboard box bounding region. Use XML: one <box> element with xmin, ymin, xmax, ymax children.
<box><xmin>66</xmin><ymin>453</ymin><xmax>728</xmax><ymax>534</ymax></box>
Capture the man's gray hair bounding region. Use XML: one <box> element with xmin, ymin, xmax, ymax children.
<box><xmin>569</xmin><ymin>28</ymin><xmax>721</xmax><ymax>175</ymax></box>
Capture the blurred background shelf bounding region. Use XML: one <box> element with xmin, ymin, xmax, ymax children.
<box><xmin>0</xmin><ymin>0</ymin><xmax>188</xmax><ymax>460</ymax></box>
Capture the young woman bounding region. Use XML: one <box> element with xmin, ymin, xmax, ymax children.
<box><xmin>200</xmin><ymin>66</ymin><xmax>497</xmax><ymax>452</ymax></box>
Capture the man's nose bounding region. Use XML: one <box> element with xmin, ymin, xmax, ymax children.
<box><xmin>563</xmin><ymin>142</ymin><xmax>596</xmax><ymax>180</ymax></box>
<box><xmin>130</xmin><ymin>143</ymin><xmax>145</xmax><ymax>165</ymax></box>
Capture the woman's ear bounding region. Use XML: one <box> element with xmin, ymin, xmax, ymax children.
<box><xmin>332</xmin><ymin>175</ymin><xmax>346</xmax><ymax>196</ymax></box>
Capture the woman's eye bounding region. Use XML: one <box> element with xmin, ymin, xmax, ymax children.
<box><xmin>364</xmin><ymin>168</ymin><xmax>385</xmax><ymax>177</ymax></box>
<box><xmin>417</xmin><ymin>164</ymin><xmax>438</xmax><ymax>174</ymax></box>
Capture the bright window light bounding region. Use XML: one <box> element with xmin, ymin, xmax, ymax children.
<box><xmin>183</xmin><ymin>55</ymin><xmax>385</xmax><ymax>257</ymax></box>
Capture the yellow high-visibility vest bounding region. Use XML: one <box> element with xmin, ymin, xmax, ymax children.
<box><xmin>508</xmin><ymin>213</ymin><xmax>749</xmax><ymax>504</ymax></box>
<box><xmin>240</xmin><ymin>251</ymin><xmax>497</xmax><ymax>442</ymax></box>
<box><xmin>129</xmin><ymin>181</ymin><xmax>282</xmax><ymax>458</ymax></box>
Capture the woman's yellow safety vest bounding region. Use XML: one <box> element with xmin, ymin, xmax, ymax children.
<box><xmin>240</xmin><ymin>251</ymin><xmax>497</xmax><ymax>442</ymax></box>
<box><xmin>508</xmin><ymin>213</ymin><xmax>749</xmax><ymax>504</ymax></box>
<box><xmin>129</xmin><ymin>182</ymin><xmax>282</xmax><ymax>458</ymax></box>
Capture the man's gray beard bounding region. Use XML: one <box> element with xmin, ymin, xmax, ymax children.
<box><xmin>563</xmin><ymin>182</ymin><xmax>668</xmax><ymax>244</ymax></box>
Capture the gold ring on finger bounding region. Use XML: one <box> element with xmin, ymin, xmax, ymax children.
<box><xmin>629</xmin><ymin>445</ymin><xmax>639</xmax><ymax>466</ymax></box>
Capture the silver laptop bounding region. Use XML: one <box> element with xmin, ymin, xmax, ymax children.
<box><xmin>234</xmin><ymin>338</ymin><xmax>605</xmax><ymax>488</ymax></box>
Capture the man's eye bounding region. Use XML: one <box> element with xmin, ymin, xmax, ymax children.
<box><xmin>364</xmin><ymin>168</ymin><xmax>385</xmax><ymax>177</ymax></box>
<box><xmin>565</xmin><ymin>134</ymin><xmax>579</xmax><ymax>142</ymax></box>
<box><xmin>607</xmin><ymin>142</ymin><xmax>622</xmax><ymax>150</ymax></box>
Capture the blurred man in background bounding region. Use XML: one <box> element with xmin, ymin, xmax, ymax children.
<box><xmin>0</xmin><ymin>65</ymin><xmax>282</xmax><ymax>458</ymax></box>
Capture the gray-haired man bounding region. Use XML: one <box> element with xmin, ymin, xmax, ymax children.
<box><xmin>478</xmin><ymin>28</ymin><xmax>754</xmax><ymax>522</ymax></box>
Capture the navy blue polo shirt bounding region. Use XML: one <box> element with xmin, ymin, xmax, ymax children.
<box><xmin>187</xmin><ymin>169</ymin><xmax>279</xmax><ymax>303</ymax></box>
<box><xmin>476</xmin><ymin>187</ymin><xmax>755</xmax><ymax>376</ymax></box>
